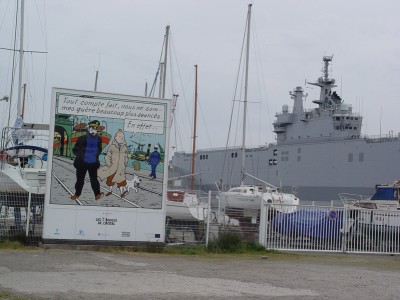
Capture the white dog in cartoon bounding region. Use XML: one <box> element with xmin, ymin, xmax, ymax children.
<box><xmin>123</xmin><ymin>174</ymin><xmax>141</xmax><ymax>194</ymax></box>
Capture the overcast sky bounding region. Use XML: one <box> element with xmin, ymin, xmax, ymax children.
<box><xmin>1</xmin><ymin>0</ymin><xmax>399</xmax><ymax>154</ymax></box>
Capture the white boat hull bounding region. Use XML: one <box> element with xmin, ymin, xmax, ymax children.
<box><xmin>220</xmin><ymin>188</ymin><xmax>299</xmax><ymax>214</ymax></box>
<box><xmin>0</xmin><ymin>163</ymin><xmax>46</xmax><ymax>195</ymax></box>
<box><xmin>166</xmin><ymin>200</ymin><xmax>208</xmax><ymax>222</ymax></box>
<box><xmin>166</xmin><ymin>190</ymin><xmax>209</xmax><ymax>222</ymax></box>
<box><xmin>220</xmin><ymin>193</ymin><xmax>260</xmax><ymax>210</ymax></box>
<box><xmin>355</xmin><ymin>209</ymin><xmax>400</xmax><ymax>231</ymax></box>
<box><xmin>0</xmin><ymin>169</ymin><xmax>27</xmax><ymax>194</ymax></box>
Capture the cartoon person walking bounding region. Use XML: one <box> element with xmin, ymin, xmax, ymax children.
<box><xmin>71</xmin><ymin>120</ymin><xmax>104</xmax><ymax>201</ymax></box>
<box><xmin>98</xmin><ymin>129</ymin><xmax>128</xmax><ymax>198</ymax></box>
<box><xmin>147</xmin><ymin>144</ymin><xmax>161</xmax><ymax>179</ymax></box>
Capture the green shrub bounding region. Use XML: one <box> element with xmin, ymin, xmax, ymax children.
<box><xmin>146</xmin><ymin>242</ymin><xmax>165</xmax><ymax>253</ymax></box>
<box><xmin>0</xmin><ymin>240</ymin><xmax>24</xmax><ymax>249</ymax></box>
<box><xmin>215</xmin><ymin>232</ymin><xmax>241</xmax><ymax>252</ymax></box>
<box><xmin>205</xmin><ymin>232</ymin><xmax>266</xmax><ymax>253</ymax></box>
<box><xmin>7</xmin><ymin>230</ymin><xmax>28</xmax><ymax>245</ymax></box>
<box><xmin>164</xmin><ymin>244</ymin><xmax>208</xmax><ymax>255</ymax></box>
<box><xmin>243</xmin><ymin>240</ymin><xmax>266</xmax><ymax>252</ymax></box>
<box><xmin>0</xmin><ymin>291</ymin><xmax>26</xmax><ymax>299</ymax></box>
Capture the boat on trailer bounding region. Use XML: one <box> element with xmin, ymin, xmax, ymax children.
<box><xmin>340</xmin><ymin>181</ymin><xmax>400</xmax><ymax>233</ymax></box>
<box><xmin>271</xmin><ymin>207</ymin><xmax>347</xmax><ymax>241</ymax></box>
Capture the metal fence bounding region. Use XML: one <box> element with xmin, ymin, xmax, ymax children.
<box><xmin>164</xmin><ymin>191</ymin><xmax>260</xmax><ymax>246</ymax></box>
<box><xmin>2</xmin><ymin>187</ymin><xmax>399</xmax><ymax>255</ymax></box>
<box><xmin>0</xmin><ymin>189</ymin><xmax>44</xmax><ymax>245</ymax></box>
<box><xmin>259</xmin><ymin>203</ymin><xmax>400</xmax><ymax>254</ymax></box>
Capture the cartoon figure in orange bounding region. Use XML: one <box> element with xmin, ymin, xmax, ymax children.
<box><xmin>98</xmin><ymin>129</ymin><xmax>128</xmax><ymax>198</ymax></box>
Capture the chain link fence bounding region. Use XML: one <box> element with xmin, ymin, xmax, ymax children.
<box><xmin>0</xmin><ymin>189</ymin><xmax>44</xmax><ymax>245</ymax></box>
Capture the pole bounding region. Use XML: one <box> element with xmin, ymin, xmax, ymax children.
<box><xmin>206</xmin><ymin>190</ymin><xmax>211</xmax><ymax>248</ymax></box>
<box><xmin>241</xmin><ymin>4</ymin><xmax>252</xmax><ymax>186</ymax></box>
<box><xmin>158</xmin><ymin>63</ymin><xmax>164</xmax><ymax>98</ymax></box>
<box><xmin>161</xmin><ymin>25</ymin><xmax>170</xmax><ymax>98</ymax></box>
<box><xmin>191</xmin><ymin>65</ymin><xmax>198</xmax><ymax>191</ymax></box>
<box><xmin>25</xmin><ymin>191</ymin><xmax>31</xmax><ymax>236</ymax></box>
<box><xmin>17</xmin><ymin>0</ymin><xmax>25</xmax><ymax>118</ymax></box>
<box><xmin>21</xmin><ymin>83</ymin><xmax>26</xmax><ymax>119</ymax></box>
<box><xmin>94</xmin><ymin>70</ymin><xmax>99</xmax><ymax>91</ymax></box>
<box><xmin>379</xmin><ymin>106</ymin><xmax>382</xmax><ymax>138</ymax></box>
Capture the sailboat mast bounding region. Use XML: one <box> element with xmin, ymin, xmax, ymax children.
<box><xmin>17</xmin><ymin>0</ymin><xmax>25</xmax><ymax>119</ymax></box>
<box><xmin>191</xmin><ymin>64</ymin><xmax>198</xmax><ymax>191</ymax></box>
<box><xmin>240</xmin><ymin>3</ymin><xmax>252</xmax><ymax>186</ymax></box>
<box><xmin>158</xmin><ymin>63</ymin><xmax>164</xmax><ymax>98</ymax></box>
<box><xmin>21</xmin><ymin>83</ymin><xmax>26</xmax><ymax>119</ymax></box>
<box><xmin>94</xmin><ymin>70</ymin><xmax>99</xmax><ymax>91</ymax></box>
<box><xmin>160</xmin><ymin>25</ymin><xmax>170</xmax><ymax>98</ymax></box>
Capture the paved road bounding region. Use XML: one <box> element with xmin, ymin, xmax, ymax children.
<box><xmin>1</xmin><ymin>248</ymin><xmax>400</xmax><ymax>299</ymax></box>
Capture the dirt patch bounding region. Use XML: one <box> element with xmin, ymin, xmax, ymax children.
<box><xmin>0</xmin><ymin>249</ymin><xmax>399</xmax><ymax>299</ymax></box>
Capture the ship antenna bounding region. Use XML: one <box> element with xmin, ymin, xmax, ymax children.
<box><xmin>340</xmin><ymin>76</ymin><xmax>343</xmax><ymax>98</ymax></box>
<box><xmin>380</xmin><ymin>106</ymin><xmax>382</xmax><ymax>138</ymax></box>
<box><xmin>322</xmin><ymin>56</ymin><xmax>332</xmax><ymax>81</ymax></box>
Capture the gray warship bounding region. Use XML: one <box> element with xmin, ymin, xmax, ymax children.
<box><xmin>170</xmin><ymin>56</ymin><xmax>400</xmax><ymax>202</ymax></box>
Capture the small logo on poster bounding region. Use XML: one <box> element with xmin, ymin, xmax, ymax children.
<box><xmin>96</xmin><ymin>217</ymin><xmax>118</xmax><ymax>226</ymax></box>
<box><xmin>122</xmin><ymin>232</ymin><xmax>131</xmax><ymax>238</ymax></box>
<box><xmin>54</xmin><ymin>229</ymin><xmax>60</xmax><ymax>236</ymax></box>
<box><xmin>77</xmin><ymin>230</ymin><xmax>85</xmax><ymax>236</ymax></box>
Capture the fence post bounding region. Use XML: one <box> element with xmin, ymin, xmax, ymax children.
<box><xmin>25</xmin><ymin>191</ymin><xmax>32</xmax><ymax>236</ymax></box>
<box><xmin>259</xmin><ymin>199</ymin><xmax>266</xmax><ymax>247</ymax></box>
<box><xmin>342</xmin><ymin>206</ymin><xmax>348</xmax><ymax>253</ymax></box>
<box><xmin>205</xmin><ymin>190</ymin><xmax>211</xmax><ymax>247</ymax></box>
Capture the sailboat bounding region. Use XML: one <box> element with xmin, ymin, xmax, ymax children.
<box><xmin>165</xmin><ymin>61</ymin><xmax>208</xmax><ymax>224</ymax></box>
<box><xmin>219</xmin><ymin>4</ymin><xmax>299</xmax><ymax>221</ymax></box>
<box><xmin>0</xmin><ymin>0</ymin><xmax>49</xmax><ymax>234</ymax></box>
<box><xmin>150</xmin><ymin>27</ymin><xmax>209</xmax><ymax>224</ymax></box>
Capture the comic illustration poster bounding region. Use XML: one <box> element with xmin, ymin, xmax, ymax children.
<box><xmin>42</xmin><ymin>88</ymin><xmax>171</xmax><ymax>243</ymax></box>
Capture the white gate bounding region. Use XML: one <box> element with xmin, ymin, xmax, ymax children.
<box><xmin>259</xmin><ymin>202</ymin><xmax>400</xmax><ymax>254</ymax></box>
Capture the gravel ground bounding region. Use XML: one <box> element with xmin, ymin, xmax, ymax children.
<box><xmin>0</xmin><ymin>247</ymin><xmax>399</xmax><ymax>299</ymax></box>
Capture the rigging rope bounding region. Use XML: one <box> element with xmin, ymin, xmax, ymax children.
<box><xmin>221</xmin><ymin>8</ymin><xmax>249</xmax><ymax>188</ymax></box>
<box><xmin>149</xmin><ymin>32</ymin><xmax>166</xmax><ymax>97</ymax></box>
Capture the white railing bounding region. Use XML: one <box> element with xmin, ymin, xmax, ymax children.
<box><xmin>1</xmin><ymin>126</ymin><xmax>49</xmax><ymax>171</ymax></box>
<box><xmin>259</xmin><ymin>203</ymin><xmax>400</xmax><ymax>254</ymax></box>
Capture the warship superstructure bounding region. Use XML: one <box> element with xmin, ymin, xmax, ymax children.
<box><xmin>170</xmin><ymin>56</ymin><xmax>400</xmax><ymax>201</ymax></box>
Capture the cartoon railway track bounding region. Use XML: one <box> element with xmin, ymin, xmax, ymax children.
<box><xmin>125</xmin><ymin>171</ymin><xmax>162</xmax><ymax>196</ymax></box>
<box><xmin>51</xmin><ymin>172</ymin><xmax>83</xmax><ymax>205</ymax></box>
<box><xmin>51</xmin><ymin>158</ymin><xmax>143</xmax><ymax>207</ymax></box>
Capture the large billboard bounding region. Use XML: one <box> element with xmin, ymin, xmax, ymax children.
<box><xmin>42</xmin><ymin>88</ymin><xmax>171</xmax><ymax>243</ymax></box>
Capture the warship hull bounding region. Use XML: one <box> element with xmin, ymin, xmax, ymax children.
<box><xmin>171</xmin><ymin>56</ymin><xmax>400</xmax><ymax>203</ymax></box>
<box><xmin>171</xmin><ymin>136</ymin><xmax>400</xmax><ymax>202</ymax></box>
